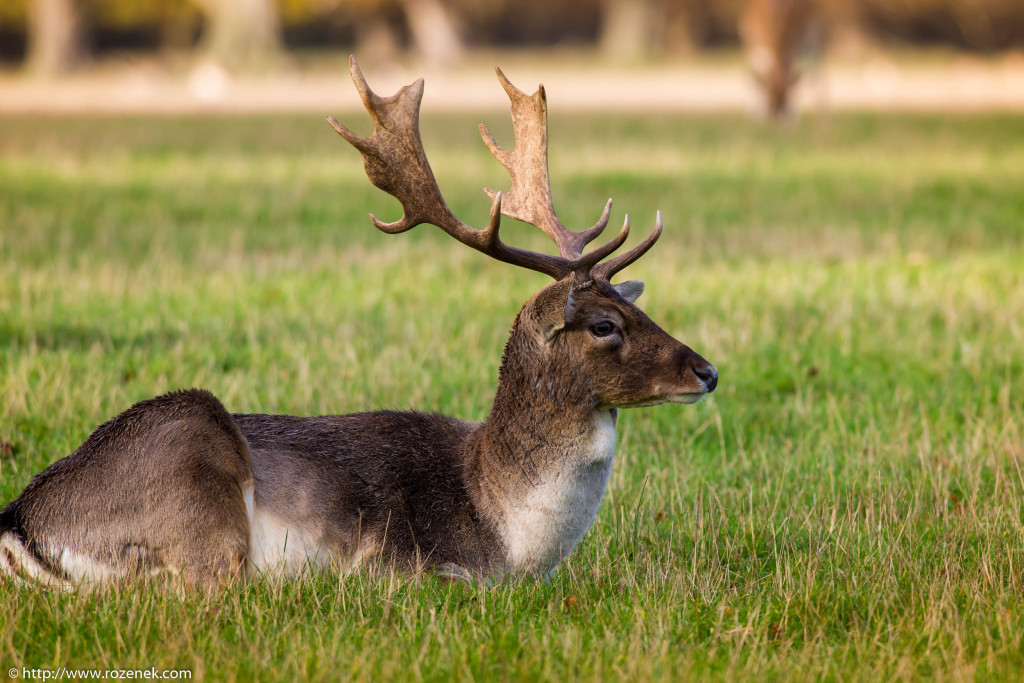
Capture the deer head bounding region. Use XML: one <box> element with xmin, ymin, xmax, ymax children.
<box><xmin>328</xmin><ymin>57</ymin><xmax>717</xmax><ymax>415</ymax></box>
<box><xmin>511</xmin><ymin>277</ymin><xmax>716</xmax><ymax>412</ymax></box>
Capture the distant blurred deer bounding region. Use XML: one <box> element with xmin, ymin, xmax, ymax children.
<box><xmin>740</xmin><ymin>0</ymin><xmax>820</xmax><ymax>120</ymax></box>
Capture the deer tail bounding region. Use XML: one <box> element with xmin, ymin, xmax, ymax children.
<box><xmin>0</xmin><ymin>506</ymin><xmax>71</xmax><ymax>588</ymax></box>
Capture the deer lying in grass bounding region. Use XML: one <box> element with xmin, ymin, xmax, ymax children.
<box><xmin>0</xmin><ymin>57</ymin><xmax>717</xmax><ymax>590</ymax></box>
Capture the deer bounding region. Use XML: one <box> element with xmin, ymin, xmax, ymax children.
<box><xmin>0</xmin><ymin>57</ymin><xmax>718</xmax><ymax>590</ymax></box>
<box><xmin>739</xmin><ymin>0</ymin><xmax>819</xmax><ymax>120</ymax></box>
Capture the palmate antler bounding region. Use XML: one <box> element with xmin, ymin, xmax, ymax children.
<box><xmin>327</xmin><ymin>55</ymin><xmax>661</xmax><ymax>282</ymax></box>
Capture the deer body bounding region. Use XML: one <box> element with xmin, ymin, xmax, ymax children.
<box><xmin>238</xmin><ymin>410</ymin><xmax>492</xmax><ymax>576</ymax></box>
<box><xmin>0</xmin><ymin>59</ymin><xmax>717</xmax><ymax>589</ymax></box>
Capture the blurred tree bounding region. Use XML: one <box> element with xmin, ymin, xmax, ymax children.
<box><xmin>478</xmin><ymin>0</ymin><xmax>599</xmax><ymax>46</ymax></box>
<box><xmin>335</xmin><ymin>0</ymin><xmax>465</xmax><ymax>66</ymax></box>
<box><xmin>325</xmin><ymin>0</ymin><xmax>405</xmax><ymax>65</ymax></box>
<box><xmin>354</xmin><ymin>13</ymin><xmax>403</xmax><ymax>65</ymax></box>
<box><xmin>191</xmin><ymin>0</ymin><xmax>283</xmax><ymax>71</ymax></box>
<box><xmin>397</xmin><ymin>0</ymin><xmax>463</xmax><ymax>66</ymax></box>
<box><xmin>26</xmin><ymin>0</ymin><xmax>88</xmax><ymax>76</ymax></box>
<box><xmin>599</xmin><ymin>0</ymin><xmax>658</xmax><ymax>60</ymax></box>
<box><xmin>659</xmin><ymin>1</ymin><xmax>713</xmax><ymax>54</ymax></box>
<box><xmin>817</xmin><ymin>0</ymin><xmax>873</xmax><ymax>55</ymax></box>
<box><xmin>860</xmin><ymin>0</ymin><xmax>1024</xmax><ymax>50</ymax></box>
<box><xmin>158</xmin><ymin>3</ymin><xmax>201</xmax><ymax>56</ymax></box>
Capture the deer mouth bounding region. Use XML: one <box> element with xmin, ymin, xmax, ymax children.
<box><xmin>666</xmin><ymin>392</ymin><xmax>707</xmax><ymax>405</ymax></box>
<box><xmin>603</xmin><ymin>389</ymin><xmax>708</xmax><ymax>410</ymax></box>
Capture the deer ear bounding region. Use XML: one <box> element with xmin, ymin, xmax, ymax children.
<box><xmin>542</xmin><ymin>274</ymin><xmax>577</xmax><ymax>342</ymax></box>
<box><xmin>613</xmin><ymin>280</ymin><xmax>644</xmax><ymax>303</ymax></box>
<box><xmin>521</xmin><ymin>277</ymin><xmax>571</xmax><ymax>344</ymax></box>
<box><xmin>563</xmin><ymin>272</ymin><xmax>581</xmax><ymax>320</ymax></box>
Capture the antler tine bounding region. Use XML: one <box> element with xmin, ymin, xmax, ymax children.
<box><xmin>578</xmin><ymin>197</ymin><xmax>614</xmax><ymax>246</ymax></box>
<box><xmin>591</xmin><ymin>211</ymin><xmax>664</xmax><ymax>281</ymax></box>
<box><xmin>480</xmin><ymin>192</ymin><xmax>581</xmax><ymax>277</ymax></box>
<box><xmin>328</xmin><ymin>112</ymin><xmax>417</xmax><ymax>235</ymax></box>
<box><xmin>479</xmin><ymin>68</ymin><xmax>612</xmax><ymax>259</ymax></box>
<box><xmin>327</xmin><ymin>57</ymin><xmax>444</xmax><ymax>233</ymax></box>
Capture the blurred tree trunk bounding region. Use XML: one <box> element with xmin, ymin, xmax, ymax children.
<box><xmin>661</xmin><ymin>1</ymin><xmax>713</xmax><ymax>54</ymax></box>
<box><xmin>599</xmin><ymin>0</ymin><xmax>660</xmax><ymax>60</ymax></box>
<box><xmin>159</xmin><ymin>3</ymin><xmax>202</xmax><ymax>58</ymax></box>
<box><xmin>27</xmin><ymin>0</ymin><xmax>88</xmax><ymax>77</ymax></box>
<box><xmin>818</xmin><ymin>0</ymin><xmax>872</xmax><ymax>57</ymax></box>
<box><xmin>356</xmin><ymin>16</ymin><xmax>403</xmax><ymax>67</ymax></box>
<box><xmin>397</xmin><ymin>0</ymin><xmax>464</xmax><ymax>67</ymax></box>
<box><xmin>192</xmin><ymin>0</ymin><xmax>283</xmax><ymax>72</ymax></box>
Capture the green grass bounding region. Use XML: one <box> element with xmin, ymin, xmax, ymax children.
<box><xmin>1</xmin><ymin>110</ymin><xmax>1023</xmax><ymax>680</ymax></box>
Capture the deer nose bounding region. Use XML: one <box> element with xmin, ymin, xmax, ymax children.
<box><xmin>694</xmin><ymin>364</ymin><xmax>718</xmax><ymax>393</ymax></box>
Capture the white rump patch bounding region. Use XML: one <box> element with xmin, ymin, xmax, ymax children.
<box><xmin>0</xmin><ymin>532</ymin><xmax>73</xmax><ymax>588</ymax></box>
<box><xmin>246</xmin><ymin>481</ymin><xmax>374</xmax><ymax>576</ymax></box>
<box><xmin>60</xmin><ymin>548</ymin><xmax>124</xmax><ymax>583</ymax></box>
<box><xmin>243</xmin><ymin>480</ymin><xmax>255</xmax><ymax>523</ymax></box>
<box><xmin>248</xmin><ymin>507</ymin><xmax>328</xmax><ymax>575</ymax></box>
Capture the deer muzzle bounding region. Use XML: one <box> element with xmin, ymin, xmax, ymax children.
<box><xmin>669</xmin><ymin>344</ymin><xmax>718</xmax><ymax>400</ymax></box>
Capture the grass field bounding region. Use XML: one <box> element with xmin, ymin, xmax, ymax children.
<box><xmin>1</xmin><ymin>109</ymin><xmax>1023</xmax><ymax>680</ymax></box>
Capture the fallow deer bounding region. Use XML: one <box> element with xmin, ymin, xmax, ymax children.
<box><xmin>740</xmin><ymin>0</ymin><xmax>818</xmax><ymax>120</ymax></box>
<box><xmin>0</xmin><ymin>57</ymin><xmax>717</xmax><ymax>589</ymax></box>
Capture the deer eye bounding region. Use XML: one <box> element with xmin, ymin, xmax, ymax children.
<box><xmin>590</xmin><ymin>321</ymin><xmax>616</xmax><ymax>338</ymax></box>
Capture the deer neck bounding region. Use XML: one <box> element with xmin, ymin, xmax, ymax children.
<box><xmin>470</xmin><ymin>327</ymin><xmax>617</xmax><ymax>575</ymax></box>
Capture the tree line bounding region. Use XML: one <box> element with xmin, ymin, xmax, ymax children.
<box><xmin>2</xmin><ymin>0</ymin><xmax>1022</xmax><ymax>77</ymax></box>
